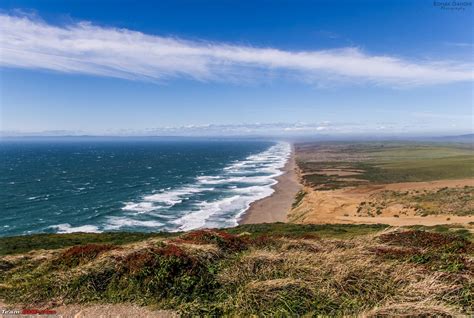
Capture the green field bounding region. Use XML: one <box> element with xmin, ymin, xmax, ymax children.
<box><xmin>296</xmin><ymin>143</ymin><xmax>474</xmax><ymax>190</ymax></box>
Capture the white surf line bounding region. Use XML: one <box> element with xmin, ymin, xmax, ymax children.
<box><xmin>116</xmin><ymin>141</ymin><xmax>290</xmax><ymax>232</ymax></box>
<box><xmin>174</xmin><ymin>141</ymin><xmax>291</xmax><ymax>231</ymax></box>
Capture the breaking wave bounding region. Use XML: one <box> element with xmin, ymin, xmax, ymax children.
<box><xmin>111</xmin><ymin>141</ymin><xmax>291</xmax><ymax>231</ymax></box>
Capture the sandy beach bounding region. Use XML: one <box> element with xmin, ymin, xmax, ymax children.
<box><xmin>240</xmin><ymin>146</ymin><xmax>301</xmax><ymax>224</ymax></box>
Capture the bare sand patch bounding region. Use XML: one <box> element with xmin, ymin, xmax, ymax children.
<box><xmin>337</xmin><ymin>215</ymin><xmax>474</xmax><ymax>227</ymax></box>
<box><xmin>289</xmin><ymin>178</ymin><xmax>474</xmax><ymax>227</ymax></box>
<box><xmin>56</xmin><ymin>304</ymin><xmax>177</xmax><ymax>318</ymax></box>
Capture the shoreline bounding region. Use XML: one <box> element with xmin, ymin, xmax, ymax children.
<box><xmin>239</xmin><ymin>146</ymin><xmax>301</xmax><ymax>224</ymax></box>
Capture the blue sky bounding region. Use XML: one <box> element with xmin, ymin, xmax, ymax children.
<box><xmin>0</xmin><ymin>0</ymin><xmax>472</xmax><ymax>136</ymax></box>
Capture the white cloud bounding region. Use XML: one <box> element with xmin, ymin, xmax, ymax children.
<box><xmin>444</xmin><ymin>42</ymin><xmax>473</xmax><ymax>48</ymax></box>
<box><xmin>1</xmin><ymin>120</ymin><xmax>471</xmax><ymax>137</ymax></box>
<box><xmin>0</xmin><ymin>13</ymin><xmax>473</xmax><ymax>86</ymax></box>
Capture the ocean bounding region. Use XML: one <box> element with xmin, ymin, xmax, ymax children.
<box><xmin>0</xmin><ymin>138</ymin><xmax>290</xmax><ymax>237</ymax></box>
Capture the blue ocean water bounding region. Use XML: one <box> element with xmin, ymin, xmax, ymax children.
<box><xmin>0</xmin><ymin>138</ymin><xmax>290</xmax><ymax>237</ymax></box>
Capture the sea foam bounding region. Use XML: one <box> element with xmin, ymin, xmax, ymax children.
<box><xmin>103</xmin><ymin>217</ymin><xmax>164</xmax><ymax>230</ymax></box>
<box><xmin>115</xmin><ymin>142</ymin><xmax>291</xmax><ymax>232</ymax></box>
<box><xmin>49</xmin><ymin>223</ymin><xmax>101</xmax><ymax>233</ymax></box>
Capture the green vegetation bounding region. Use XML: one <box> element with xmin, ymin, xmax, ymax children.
<box><xmin>301</xmin><ymin>171</ymin><xmax>365</xmax><ymax>190</ymax></box>
<box><xmin>226</xmin><ymin>222</ymin><xmax>387</xmax><ymax>239</ymax></box>
<box><xmin>360</xmin><ymin>155</ymin><xmax>473</xmax><ymax>183</ymax></box>
<box><xmin>0</xmin><ymin>223</ymin><xmax>472</xmax><ymax>316</ymax></box>
<box><xmin>291</xmin><ymin>190</ymin><xmax>307</xmax><ymax>208</ymax></box>
<box><xmin>296</xmin><ymin>143</ymin><xmax>474</xmax><ymax>190</ymax></box>
<box><xmin>374</xmin><ymin>230</ymin><xmax>472</xmax><ymax>273</ymax></box>
<box><xmin>357</xmin><ymin>186</ymin><xmax>474</xmax><ymax>217</ymax></box>
<box><xmin>0</xmin><ymin>232</ymin><xmax>174</xmax><ymax>256</ymax></box>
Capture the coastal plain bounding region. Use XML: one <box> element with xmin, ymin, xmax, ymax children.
<box><xmin>290</xmin><ymin>142</ymin><xmax>474</xmax><ymax>228</ymax></box>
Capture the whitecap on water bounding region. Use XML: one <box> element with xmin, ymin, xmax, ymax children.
<box><xmin>122</xmin><ymin>186</ymin><xmax>215</xmax><ymax>213</ymax></box>
<box><xmin>103</xmin><ymin>217</ymin><xmax>163</xmax><ymax>230</ymax></box>
<box><xmin>49</xmin><ymin>223</ymin><xmax>101</xmax><ymax>233</ymax></box>
<box><xmin>119</xmin><ymin>142</ymin><xmax>291</xmax><ymax>231</ymax></box>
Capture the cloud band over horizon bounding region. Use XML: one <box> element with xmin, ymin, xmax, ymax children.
<box><xmin>0</xmin><ymin>13</ymin><xmax>473</xmax><ymax>87</ymax></box>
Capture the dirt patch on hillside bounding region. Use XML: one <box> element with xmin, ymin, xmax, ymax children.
<box><xmin>289</xmin><ymin>178</ymin><xmax>474</xmax><ymax>227</ymax></box>
<box><xmin>0</xmin><ymin>301</ymin><xmax>177</xmax><ymax>318</ymax></box>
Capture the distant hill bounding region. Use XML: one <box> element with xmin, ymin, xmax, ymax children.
<box><xmin>433</xmin><ymin>134</ymin><xmax>474</xmax><ymax>143</ymax></box>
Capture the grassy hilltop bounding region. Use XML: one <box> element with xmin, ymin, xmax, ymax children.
<box><xmin>1</xmin><ymin>223</ymin><xmax>472</xmax><ymax>316</ymax></box>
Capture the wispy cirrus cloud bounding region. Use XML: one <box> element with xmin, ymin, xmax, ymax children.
<box><xmin>1</xmin><ymin>13</ymin><xmax>472</xmax><ymax>87</ymax></box>
<box><xmin>444</xmin><ymin>42</ymin><xmax>473</xmax><ymax>48</ymax></box>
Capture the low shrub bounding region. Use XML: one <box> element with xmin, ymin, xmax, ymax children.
<box><xmin>375</xmin><ymin>231</ymin><xmax>472</xmax><ymax>274</ymax></box>
<box><xmin>55</xmin><ymin>244</ymin><xmax>115</xmax><ymax>267</ymax></box>
<box><xmin>177</xmin><ymin>229</ymin><xmax>248</xmax><ymax>252</ymax></box>
<box><xmin>379</xmin><ymin>230</ymin><xmax>470</xmax><ymax>251</ymax></box>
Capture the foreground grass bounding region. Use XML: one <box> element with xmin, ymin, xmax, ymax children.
<box><xmin>1</xmin><ymin>223</ymin><xmax>472</xmax><ymax>316</ymax></box>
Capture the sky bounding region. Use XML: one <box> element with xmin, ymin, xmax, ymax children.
<box><xmin>0</xmin><ymin>0</ymin><xmax>473</xmax><ymax>136</ymax></box>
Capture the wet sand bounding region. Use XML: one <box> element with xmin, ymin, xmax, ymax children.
<box><xmin>240</xmin><ymin>147</ymin><xmax>301</xmax><ymax>224</ymax></box>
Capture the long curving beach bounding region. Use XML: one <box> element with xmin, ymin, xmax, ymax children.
<box><xmin>240</xmin><ymin>146</ymin><xmax>301</xmax><ymax>224</ymax></box>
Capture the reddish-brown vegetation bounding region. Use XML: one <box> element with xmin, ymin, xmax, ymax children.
<box><xmin>58</xmin><ymin>243</ymin><xmax>115</xmax><ymax>267</ymax></box>
<box><xmin>122</xmin><ymin>245</ymin><xmax>189</xmax><ymax>274</ymax></box>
